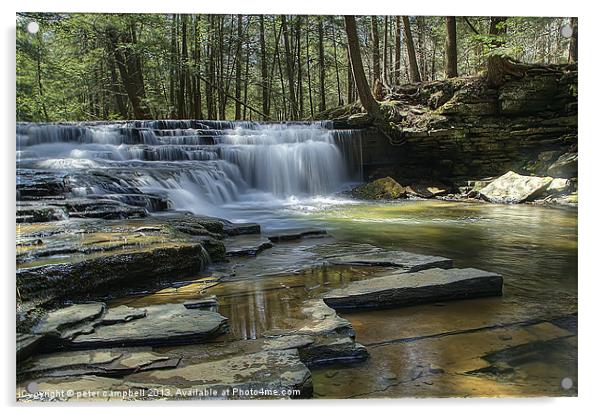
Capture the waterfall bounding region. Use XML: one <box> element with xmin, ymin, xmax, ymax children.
<box><xmin>16</xmin><ymin>121</ymin><xmax>363</xmax><ymax>216</ymax></box>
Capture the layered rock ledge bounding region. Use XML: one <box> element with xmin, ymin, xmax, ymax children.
<box><xmin>323</xmin><ymin>267</ymin><xmax>503</xmax><ymax>311</ymax></box>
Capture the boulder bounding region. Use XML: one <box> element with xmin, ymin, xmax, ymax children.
<box><xmin>323</xmin><ymin>267</ymin><xmax>503</xmax><ymax>311</ymax></box>
<box><xmin>546</xmin><ymin>178</ymin><xmax>571</xmax><ymax>194</ymax></box>
<box><xmin>547</xmin><ymin>152</ymin><xmax>577</xmax><ymax>178</ymax></box>
<box><xmin>351</xmin><ymin>177</ymin><xmax>406</xmax><ymax>200</ymax></box>
<box><xmin>479</xmin><ymin>171</ymin><xmax>553</xmax><ymax>203</ymax></box>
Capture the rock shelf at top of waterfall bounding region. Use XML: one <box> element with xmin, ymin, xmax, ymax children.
<box><xmin>17</xmin><ymin>120</ymin><xmax>363</xmax><ymax>219</ymax></box>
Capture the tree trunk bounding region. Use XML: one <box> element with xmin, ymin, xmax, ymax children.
<box><xmin>178</xmin><ymin>15</ymin><xmax>188</xmax><ymax>119</ymax></box>
<box><xmin>486</xmin><ymin>16</ymin><xmax>523</xmax><ymax>88</ymax></box>
<box><xmin>383</xmin><ymin>16</ymin><xmax>388</xmax><ymax>84</ymax></box>
<box><xmin>344</xmin><ymin>16</ymin><xmax>380</xmax><ymax>117</ymax></box>
<box><xmin>235</xmin><ymin>15</ymin><xmax>243</xmax><ymax>120</ymax></box>
<box><xmin>444</xmin><ymin>17</ymin><xmax>458</xmax><ymax>78</ymax></box>
<box><xmin>305</xmin><ymin>16</ymin><xmax>314</xmax><ymax>118</ymax></box>
<box><xmin>107</xmin><ymin>25</ymin><xmax>151</xmax><ymax>119</ymax></box>
<box><xmin>402</xmin><ymin>16</ymin><xmax>421</xmax><ymax>82</ymax></box>
<box><xmin>394</xmin><ymin>16</ymin><xmax>401</xmax><ymax>84</ymax></box>
<box><xmin>371</xmin><ymin>16</ymin><xmax>381</xmax><ymax>86</ymax></box>
<box><xmin>317</xmin><ymin>17</ymin><xmax>326</xmax><ymax>113</ymax></box>
<box><xmin>332</xmin><ymin>18</ymin><xmax>343</xmax><ymax>106</ymax></box>
<box><xmin>281</xmin><ymin>15</ymin><xmax>298</xmax><ymax>119</ymax></box>
<box><xmin>259</xmin><ymin>15</ymin><xmax>270</xmax><ymax>120</ymax></box>
<box><xmin>568</xmin><ymin>17</ymin><xmax>578</xmax><ymax>64</ymax></box>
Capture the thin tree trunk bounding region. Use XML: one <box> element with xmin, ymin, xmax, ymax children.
<box><xmin>259</xmin><ymin>15</ymin><xmax>270</xmax><ymax>120</ymax></box>
<box><xmin>445</xmin><ymin>17</ymin><xmax>458</xmax><ymax>77</ymax></box>
<box><xmin>344</xmin><ymin>16</ymin><xmax>380</xmax><ymax>117</ymax></box>
<box><xmin>235</xmin><ymin>15</ymin><xmax>243</xmax><ymax>120</ymax></box>
<box><xmin>331</xmin><ymin>18</ymin><xmax>343</xmax><ymax>106</ymax></box>
<box><xmin>395</xmin><ymin>16</ymin><xmax>401</xmax><ymax>84</ymax></box>
<box><xmin>281</xmin><ymin>15</ymin><xmax>298</xmax><ymax>119</ymax></box>
<box><xmin>305</xmin><ymin>16</ymin><xmax>314</xmax><ymax>118</ymax></box>
<box><xmin>383</xmin><ymin>16</ymin><xmax>388</xmax><ymax>84</ymax></box>
<box><xmin>402</xmin><ymin>16</ymin><xmax>421</xmax><ymax>82</ymax></box>
<box><xmin>568</xmin><ymin>17</ymin><xmax>578</xmax><ymax>63</ymax></box>
<box><xmin>317</xmin><ymin>17</ymin><xmax>326</xmax><ymax>113</ymax></box>
<box><xmin>371</xmin><ymin>16</ymin><xmax>381</xmax><ymax>86</ymax></box>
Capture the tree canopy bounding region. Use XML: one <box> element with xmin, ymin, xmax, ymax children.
<box><xmin>16</xmin><ymin>13</ymin><xmax>576</xmax><ymax>122</ymax></box>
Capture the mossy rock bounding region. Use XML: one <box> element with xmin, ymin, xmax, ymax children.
<box><xmin>351</xmin><ymin>177</ymin><xmax>407</xmax><ymax>200</ymax></box>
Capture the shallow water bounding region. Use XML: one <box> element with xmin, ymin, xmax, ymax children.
<box><xmin>113</xmin><ymin>198</ymin><xmax>577</xmax><ymax>397</ymax></box>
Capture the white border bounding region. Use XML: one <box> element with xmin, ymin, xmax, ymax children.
<box><xmin>2</xmin><ymin>1</ymin><xmax>599</xmax><ymax>414</ymax></box>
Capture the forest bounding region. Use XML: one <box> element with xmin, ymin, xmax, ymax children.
<box><xmin>16</xmin><ymin>13</ymin><xmax>577</xmax><ymax>122</ymax></box>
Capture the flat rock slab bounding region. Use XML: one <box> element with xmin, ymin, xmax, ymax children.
<box><xmin>224</xmin><ymin>235</ymin><xmax>273</xmax><ymax>257</ymax></box>
<box><xmin>69</xmin><ymin>304</ymin><xmax>228</xmax><ymax>349</ymax></box>
<box><xmin>323</xmin><ymin>268</ymin><xmax>503</xmax><ymax>311</ymax></box>
<box><xmin>32</xmin><ymin>302</ymin><xmax>105</xmax><ymax>336</ymax></box>
<box><xmin>328</xmin><ymin>250</ymin><xmax>452</xmax><ymax>272</ymax></box>
<box><xmin>184</xmin><ymin>295</ymin><xmax>219</xmax><ymax>309</ymax></box>
<box><xmin>267</xmin><ymin>229</ymin><xmax>328</xmax><ymax>243</ymax></box>
<box><xmin>19</xmin><ymin>349</ymin><xmax>179</xmax><ymax>380</ymax></box>
<box><xmin>126</xmin><ymin>349</ymin><xmax>312</xmax><ymax>399</ymax></box>
<box><xmin>100</xmin><ymin>305</ymin><xmax>147</xmax><ymax>325</ymax></box>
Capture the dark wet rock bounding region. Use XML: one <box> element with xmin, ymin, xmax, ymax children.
<box><xmin>323</xmin><ymin>267</ymin><xmax>503</xmax><ymax>311</ymax></box>
<box><xmin>183</xmin><ymin>295</ymin><xmax>219</xmax><ymax>309</ymax></box>
<box><xmin>267</xmin><ymin>229</ymin><xmax>328</xmax><ymax>243</ymax></box>
<box><xmin>328</xmin><ymin>248</ymin><xmax>452</xmax><ymax>272</ymax></box>
<box><xmin>222</xmin><ymin>221</ymin><xmax>261</xmax><ymax>236</ymax></box>
<box><xmin>225</xmin><ymin>235</ymin><xmax>273</xmax><ymax>257</ymax></box>
<box><xmin>547</xmin><ymin>152</ymin><xmax>577</xmax><ymax>178</ymax></box>
<box><xmin>479</xmin><ymin>171</ymin><xmax>553</xmax><ymax>204</ymax></box>
<box><xmin>16</xmin><ymin>204</ymin><xmax>66</xmax><ymax>223</ymax></box>
<box><xmin>298</xmin><ymin>335</ymin><xmax>368</xmax><ymax>367</ymax></box>
<box><xmin>32</xmin><ymin>303</ymin><xmax>105</xmax><ymax>337</ymax></box>
<box><xmin>17</xmin><ymin>333</ymin><xmax>45</xmax><ymax>361</ymax></box>
<box><xmin>18</xmin><ymin>242</ymin><xmax>206</xmax><ymax>305</ymax></box>
<box><xmin>100</xmin><ymin>305</ymin><xmax>147</xmax><ymax>325</ymax></box>
<box><xmin>16</xmin><ymin>170</ymin><xmax>66</xmax><ymax>200</ymax></box>
<box><xmin>405</xmin><ymin>181</ymin><xmax>451</xmax><ymax>198</ymax></box>
<box><xmin>19</xmin><ymin>349</ymin><xmax>180</xmax><ymax>380</ymax></box>
<box><xmin>69</xmin><ymin>304</ymin><xmax>228</xmax><ymax>349</ymax></box>
<box><xmin>351</xmin><ymin>177</ymin><xmax>406</xmax><ymax>200</ymax></box>
<box><xmin>125</xmin><ymin>349</ymin><xmax>312</xmax><ymax>400</ymax></box>
<box><xmin>17</xmin><ymin>233</ymin><xmax>207</xmax><ymax>305</ymax></box>
<box><xmin>263</xmin><ymin>335</ymin><xmax>315</xmax><ymax>351</ymax></box>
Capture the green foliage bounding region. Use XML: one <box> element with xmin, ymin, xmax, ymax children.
<box><xmin>16</xmin><ymin>13</ymin><xmax>574</xmax><ymax>122</ymax></box>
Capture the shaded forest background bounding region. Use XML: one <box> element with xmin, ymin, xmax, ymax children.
<box><xmin>16</xmin><ymin>13</ymin><xmax>577</xmax><ymax>122</ymax></box>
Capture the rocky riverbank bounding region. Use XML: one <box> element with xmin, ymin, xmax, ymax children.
<box><xmin>348</xmin><ymin>169</ymin><xmax>577</xmax><ymax>208</ymax></box>
<box><xmin>321</xmin><ymin>65</ymin><xmax>578</xmax><ymax>206</ymax></box>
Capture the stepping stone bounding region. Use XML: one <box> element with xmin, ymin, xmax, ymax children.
<box><xmin>224</xmin><ymin>235</ymin><xmax>273</xmax><ymax>257</ymax></box>
<box><xmin>323</xmin><ymin>268</ymin><xmax>503</xmax><ymax>311</ymax></box>
<box><xmin>328</xmin><ymin>250</ymin><xmax>453</xmax><ymax>272</ymax></box>
<box><xmin>184</xmin><ymin>295</ymin><xmax>219</xmax><ymax>309</ymax></box>
<box><xmin>267</xmin><ymin>229</ymin><xmax>328</xmax><ymax>243</ymax></box>
<box><xmin>69</xmin><ymin>304</ymin><xmax>228</xmax><ymax>349</ymax></box>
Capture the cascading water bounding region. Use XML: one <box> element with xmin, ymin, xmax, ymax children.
<box><xmin>16</xmin><ymin>120</ymin><xmax>363</xmax><ymax>219</ymax></box>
